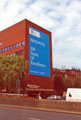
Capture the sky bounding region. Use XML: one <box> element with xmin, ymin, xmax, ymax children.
<box><xmin>0</xmin><ymin>0</ymin><xmax>81</xmax><ymax>69</ymax></box>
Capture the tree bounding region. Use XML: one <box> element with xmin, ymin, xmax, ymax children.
<box><xmin>73</xmin><ymin>77</ymin><xmax>81</xmax><ymax>88</ymax></box>
<box><xmin>0</xmin><ymin>70</ymin><xmax>3</xmax><ymax>92</ymax></box>
<box><xmin>0</xmin><ymin>55</ymin><xmax>28</xmax><ymax>93</ymax></box>
<box><xmin>0</xmin><ymin>57</ymin><xmax>5</xmax><ymax>92</ymax></box>
<box><xmin>63</xmin><ymin>78</ymin><xmax>72</xmax><ymax>91</ymax></box>
<box><xmin>54</xmin><ymin>74</ymin><xmax>64</xmax><ymax>95</ymax></box>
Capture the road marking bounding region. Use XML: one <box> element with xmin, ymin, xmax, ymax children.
<box><xmin>29</xmin><ymin>118</ymin><xmax>41</xmax><ymax>120</ymax></box>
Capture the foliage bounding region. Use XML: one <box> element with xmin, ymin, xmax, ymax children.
<box><xmin>54</xmin><ymin>73</ymin><xmax>81</xmax><ymax>94</ymax></box>
<box><xmin>54</xmin><ymin>74</ymin><xmax>64</xmax><ymax>95</ymax></box>
<box><xmin>73</xmin><ymin>77</ymin><xmax>81</xmax><ymax>88</ymax></box>
<box><xmin>0</xmin><ymin>70</ymin><xmax>3</xmax><ymax>92</ymax></box>
<box><xmin>64</xmin><ymin>77</ymin><xmax>81</xmax><ymax>91</ymax></box>
<box><xmin>0</xmin><ymin>55</ymin><xmax>28</xmax><ymax>93</ymax></box>
<box><xmin>63</xmin><ymin>77</ymin><xmax>72</xmax><ymax>91</ymax></box>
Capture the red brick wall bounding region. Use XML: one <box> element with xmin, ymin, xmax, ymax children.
<box><xmin>0</xmin><ymin>20</ymin><xmax>25</xmax><ymax>56</ymax></box>
<box><xmin>25</xmin><ymin>19</ymin><xmax>53</xmax><ymax>91</ymax></box>
<box><xmin>0</xmin><ymin>19</ymin><xmax>53</xmax><ymax>92</ymax></box>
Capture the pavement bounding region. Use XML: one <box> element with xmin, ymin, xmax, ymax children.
<box><xmin>0</xmin><ymin>104</ymin><xmax>81</xmax><ymax>115</ymax></box>
<box><xmin>1</xmin><ymin>106</ymin><xmax>81</xmax><ymax>120</ymax></box>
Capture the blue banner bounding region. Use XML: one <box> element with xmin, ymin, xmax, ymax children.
<box><xmin>29</xmin><ymin>27</ymin><xmax>50</xmax><ymax>77</ymax></box>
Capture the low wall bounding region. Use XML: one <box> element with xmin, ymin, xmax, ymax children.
<box><xmin>0</xmin><ymin>98</ymin><xmax>81</xmax><ymax>113</ymax></box>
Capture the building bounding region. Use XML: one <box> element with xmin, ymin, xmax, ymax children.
<box><xmin>0</xmin><ymin>19</ymin><xmax>53</xmax><ymax>96</ymax></box>
<box><xmin>53</xmin><ymin>68</ymin><xmax>81</xmax><ymax>80</ymax></box>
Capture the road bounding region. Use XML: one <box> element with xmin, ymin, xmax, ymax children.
<box><xmin>0</xmin><ymin>106</ymin><xmax>81</xmax><ymax>120</ymax></box>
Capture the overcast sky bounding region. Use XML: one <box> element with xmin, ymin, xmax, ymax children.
<box><xmin>0</xmin><ymin>0</ymin><xmax>81</xmax><ymax>69</ymax></box>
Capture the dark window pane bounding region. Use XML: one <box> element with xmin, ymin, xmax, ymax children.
<box><xmin>13</xmin><ymin>44</ymin><xmax>15</xmax><ymax>49</ymax></box>
<box><xmin>7</xmin><ymin>46</ymin><xmax>10</xmax><ymax>50</ymax></box>
<box><xmin>19</xmin><ymin>42</ymin><xmax>22</xmax><ymax>47</ymax></box>
<box><xmin>22</xmin><ymin>41</ymin><xmax>25</xmax><ymax>46</ymax></box>
<box><xmin>4</xmin><ymin>48</ymin><xmax>7</xmax><ymax>52</ymax></box>
<box><xmin>10</xmin><ymin>45</ymin><xmax>13</xmax><ymax>50</ymax></box>
<box><xmin>16</xmin><ymin>43</ymin><xmax>18</xmax><ymax>48</ymax></box>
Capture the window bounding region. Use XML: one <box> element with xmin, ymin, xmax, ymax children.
<box><xmin>7</xmin><ymin>46</ymin><xmax>10</xmax><ymax>51</ymax></box>
<box><xmin>19</xmin><ymin>42</ymin><xmax>22</xmax><ymax>47</ymax></box>
<box><xmin>4</xmin><ymin>47</ymin><xmax>7</xmax><ymax>52</ymax></box>
<box><xmin>22</xmin><ymin>41</ymin><xmax>25</xmax><ymax>46</ymax></box>
<box><xmin>15</xmin><ymin>50</ymin><xmax>24</xmax><ymax>56</ymax></box>
<box><xmin>2</xmin><ymin>48</ymin><xmax>4</xmax><ymax>53</ymax></box>
<box><xmin>12</xmin><ymin>44</ymin><xmax>15</xmax><ymax>49</ymax></box>
<box><xmin>22</xmin><ymin>50</ymin><xmax>25</xmax><ymax>54</ymax></box>
<box><xmin>10</xmin><ymin>45</ymin><xmax>13</xmax><ymax>50</ymax></box>
<box><xmin>16</xmin><ymin>43</ymin><xmax>18</xmax><ymax>48</ymax></box>
<box><xmin>18</xmin><ymin>41</ymin><xmax>25</xmax><ymax>47</ymax></box>
<box><xmin>10</xmin><ymin>54</ymin><xmax>13</xmax><ymax>56</ymax></box>
<box><xmin>0</xmin><ymin>49</ymin><xmax>1</xmax><ymax>53</ymax></box>
<box><xmin>13</xmin><ymin>53</ymin><xmax>15</xmax><ymax>55</ymax></box>
<box><xmin>0</xmin><ymin>41</ymin><xmax>2</xmax><ymax>46</ymax></box>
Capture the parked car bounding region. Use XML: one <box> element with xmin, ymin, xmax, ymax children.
<box><xmin>47</xmin><ymin>95</ymin><xmax>62</xmax><ymax>100</ymax></box>
<box><xmin>47</xmin><ymin>95</ymin><xmax>57</xmax><ymax>100</ymax></box>
<box><xmin>57</xmin><ymin>96</ymin><xmax>63</xmax><ymax>100</ymax></box>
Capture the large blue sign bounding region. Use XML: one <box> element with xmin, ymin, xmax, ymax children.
<box><xmin>29</xmin><ymin>27</ymin><xmax>50</xmax><ymax>77</ymax></box>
